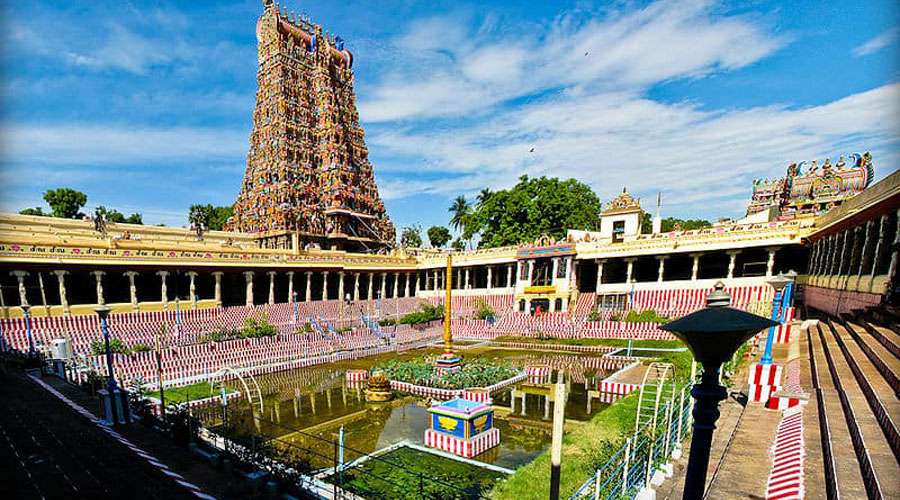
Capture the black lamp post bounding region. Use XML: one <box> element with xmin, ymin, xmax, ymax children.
<box><xmin>95</xmin><ymin>305</ymin><xmax>120</xmax><ymax>424</ymax></box>
<box><xmin>660</xmin><ymin>282</ymin><xmax>778</xmax><ymax>500</ymax></box>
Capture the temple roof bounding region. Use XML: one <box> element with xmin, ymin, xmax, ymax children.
<box><xmin>602</xmin><ymin>187</ymin><xmax>642</xmax><ymax>215</ymax></box>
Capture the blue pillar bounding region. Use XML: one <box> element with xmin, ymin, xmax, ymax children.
<box><xmin>293</xmin><ymin>292</ymin><xmax>299</xmax><ymax>324</ymax></box>
<box><xmin>760</xmin><ymin>289</ymin><xmax>783</xmax><ymax>365</ymax></box>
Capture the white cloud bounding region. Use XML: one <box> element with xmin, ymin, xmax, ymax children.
<box><xmin>853</xmin><ymin>27</ymin><xmax>898</xmax><ymax>57</ymax></box>
<box><xmin>359</xmin><ymin>0</ymin><xmax>785</xmax><ymax>122</ymax></box>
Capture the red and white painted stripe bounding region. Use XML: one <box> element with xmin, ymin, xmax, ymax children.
<box><xmin>345</xmin><ymin>369</ymin><xmax>368</xmax><ymax>382</ymax></box>
<box><xmin>748</xmin><ymin>363</ymin><xmax>784</xmax><ymax>403</ymax></box>
<box><xmin>766</xmin><ymin>359</ymin><xmax>807</xmax><ymax>411</ymax></box>
<box><xmin>765</xmin><ymin>407</ymin><xmax>804</xmax><ymax>499</ymax></box>
<box><xmin>424</xmin><ymin>427</ymin><xmax>500</xmax><ymax>458</ymax></box>
<box><xmin>598</xmin><ymin>381</ymin><xmax>641</xmax><ymax>395</ymax></box>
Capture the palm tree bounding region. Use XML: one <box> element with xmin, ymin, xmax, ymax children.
<box><xmin>476</xmin><ymin>188</ymin><xmax>492</xmax><ymax>207</ymax></box>
<box><xmin>449</xmin><ymin>196</ymin><xmax>470</xmax><ymax>232</ymax></box>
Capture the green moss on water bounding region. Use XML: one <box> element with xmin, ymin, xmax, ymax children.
<box><xmin>332</xmin><ymin>446</ymin><xmax>505</xmax><ymax>500</ymax></box>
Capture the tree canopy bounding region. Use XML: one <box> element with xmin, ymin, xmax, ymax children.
<box><xmin>639</xmin><ymin>212</ymin><xmax>712</xmax><ymax>233</ymax></box>
<box><xmin>426</xmin><ymin>225</ymin><xmax>451</xmax><ymax>248</ymax></box>
<box><xmin>458</xmin><ymin>175</ymin><xmax>603</xmax><ymax>248</ymax></box>
<box><xmin>100</xmin><ymin>208</ymin><xmax>143</xmax><ymax>224</ymax></box>
<box><xmin>43</xmin><ymin>188</ymin><xmax>87</xmax><ymax>219</ymax></box>
<box><xmin>188</xmin><ymin>204</ymin><xmax>233</xmax><ymax>231</ymax></box>
<box><xmin>19</xmin><ymin>207</ymin><xmax>46</xmax><ymax>216</ymax></box>
<box><xmin>400</xmin><ymin>225</ymin><xmax>423</xmax><ymax>248</ymax></box>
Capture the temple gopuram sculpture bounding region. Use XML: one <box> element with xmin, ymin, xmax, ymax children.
<box><xmin>226</xmin><ymin>2</ymin><xmax>396</xmax><ymax>252</ymax></box>
<box><xmin>746</xmin><ymin>152</ymin><xmax>875</xmax><ymax>219</ymax></box>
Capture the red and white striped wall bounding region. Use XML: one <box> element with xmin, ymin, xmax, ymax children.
<box><xmin>765</xmin><ymin>407</ymin><xmax>804</xmax><ymax>499</ymax></box>
<box><xmin>345</xmin><ymin>369</ymin><xmax>368</xmax><ymax>382</ymax></box>
<box><xmin>748</xmin><ymin>363</ymin><xmax>783</xmax><ymax>403</ymax></box>
<box><xmin>424</xmin><ymin>427</ymin><xmax>500</xmax><ymax>458</ymax></box>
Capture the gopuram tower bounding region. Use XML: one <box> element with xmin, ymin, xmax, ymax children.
<box><xmin>226</xmin><ymin>1</ymin><xmax>396</xmax><ymax>252</ymax></box>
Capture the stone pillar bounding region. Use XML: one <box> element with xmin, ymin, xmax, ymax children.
<box><xmin>10</xmin><ymin>271</ymin><xmax>29</xmax><ymax>306</ymax></box>
<box><xmin>392</xmin><ymin>272</ymin><xmax>399</xmax><ymax>297</ymax></box>
<box><xmin>727</xmin><ymin>251</ymin><xmax>740</xmax><ymax>279</ymax></box>
<box><xmin>322</xmin><ymin>271</ymin><xmax>329</xmax><ymax>300</ymax></box>
<box><xmin>869</xmin><ymin>214</ymin><xmax>889</xmax><ymax>288</ymax></box>
<box><xmin>212</xmin><ymin>272</ymin><xmax>223</xmax><ymax>307</ymax></box>
<box><xmin>156</xmin><ymin>270</ymin><xmax>169</xmax><ymax>309</ymax></box>
<box><xmin>367</xmin><ymin>273</ymin><xmax>374</xmax><ymax>300</ymax></box>
<box><xmin>53</xmin><ymin>270</ymin><xmax>70</xmax><ymax>315</ymax></box>
<box><xmin>507</xmin><ymin>264</ymin><xmax>514</xmax><ymax>288</ymax></box>
<box><xmin>527</xmin><ymin>261</ymin><xmax>534</xmax><ymax>284</ymax></box>
<box><xmin>305</xmin><ymin>271</ymin><xmax>312</xmax><ymax>302</ymax></box>
<box><xmin>267</xmin><ymin>271</ymin><xmax>276</xmax><ymax>305</ymax></box>
<box><xmin>690</xmin><ymin>253</ymin><xmax>701</xmax><ymax>281</ymax></box>
<box><xmin>243</xmin><ymin>271</ymin><xmax>254</xmax><ymax>306</ymax></box>
<box><xmin>765</xmin><ymin>248</ymin><xmax>776</xmax><ymax>277</ymax></box>
<box><xmin>90</xmin><ymin>271</ymin><xmax>106</xmax><ymax>305</ymax></box>
<box><xmin>886</xmin><ymin>209</ymin><xmax>900</xmax><ymax>290</ymax></box>
<box><xmin>415</xmin><ymin>272</ymin><xmax>421</xmax><ymax>295</ymax></box>
<box><xmin>848</xmin><ymin>226</ymin><xmax>863</xmax><ymax>277</ymax></box>
<box><xmin>187</xmin><ymin>271</ymin><xmax>198</xmax><ymax>309</ymax></box>
<box><xmin>595</xmin><ymin>260</ymin><xmax>605</xmax><ymax>294</ymax></box>
<box><xmin>404</xmin><ymin>273</ymin><xmax>411</xmax><ymax>297</ymax></box>
<box><xmin>829</xmin><ymin>234</ymin><xmax>841</xmax><ymax>275</ymax></box>
<box><xmin>287</xmin><ymin>271</ymin><xmax>295</xmax><ymax>302</ymax></box>
<box><xmin>837</xmin><ymin>230</ymin><xmax>851</xmax><ymax>276</ymax></box>
<box><xmin>380</xmin><ymin>272</ymin><xmax>387</xmax><ymax>299</ymax></box>
<box><xmin>431</xmin><ymin>270</ymin><xmax>438</xmax><ymax>291</ymax></box>
<box><xmin>122</xmin><ymin>271</ymin><xmax>138</xmax><ymax>310</ymax></box>
<box><xmin>551</xmin><ymin>258</ymin><xmax>560</xmax><ymax>282</ymax></box>
<box><xmin>570</xmin><ymin>258</ymin><xmax>578</xmax><ymax>290</ymax></box>
<box><xmin>858</xmin><ymin>220</ymin><xmax>875</xmax><ymax>279</ymax></box>
<box><xmin>657</xmin><ymin>256</ymin><xmax>667</xmax><ymax>283</ymax></box>
<box><xmin>338</xmin><ymin>271</ymin><xmax>346</xmax><ymax>301</ymax></box>
<box><xmin>625</xmin><ymin>259</ymin><xmax>635</xmax><ymax>284</ymax></box>
<box><xmin>353</xmin><ymin>273</ymin><xmax>360</xmax><ymax>301</ymax></box>
<box><xmin>464</xmin><ymin>268</ymin><xmax>470</xmax><ymax>289</ymax></box>
<box><xmin>486</xmin><ymin>266</ymin><xmax>493</xmax><ymax>290</ymax></box>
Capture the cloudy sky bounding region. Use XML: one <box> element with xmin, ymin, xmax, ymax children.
<box><xmin>1</xmin><ymin>0</ymin><xmax>898</xmax><ymax>233</ymax></box>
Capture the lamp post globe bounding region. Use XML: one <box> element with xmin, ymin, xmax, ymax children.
<box><xmin>760</xmin><ymin>273</ymin><xmax>792</xmax><ymax>365</ymax></box>
<box><xmin>660</xmin><ymin>282</ymin><xmax>778</xmax><ymax>500</ymax></box>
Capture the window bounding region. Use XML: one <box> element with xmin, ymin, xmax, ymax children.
<box><xmin>613</xmin><ymin>221</ymin><xmax>626</xmax><ymax>243</ymax></box>
<box><xmin>554</xmin><ymin>298</ymin><xmax>563</xmax><ymax>311</ymax></box>
<box><xmin>519</xmin><ymin>300</ymin><xmax>526</xmax><ymax>312</ymax></box>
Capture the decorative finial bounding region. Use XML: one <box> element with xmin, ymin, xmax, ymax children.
<box><xmin>706</xmin><ymin>282</ymin><xmax>731</xmax><ymax>308</ymax></box>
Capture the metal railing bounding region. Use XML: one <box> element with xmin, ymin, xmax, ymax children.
<box><xmin>570</xmin><ymin>384</ymin><xmax>693</xmax><ymax>500</ymax></box>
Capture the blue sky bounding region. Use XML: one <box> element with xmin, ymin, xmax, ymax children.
<box><xmin>1</xmin><ymin>0</ymin><xmax>898</xmax><ymax>236</ymax></box>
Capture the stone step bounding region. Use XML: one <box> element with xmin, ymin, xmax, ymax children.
<box><xmin>843</xmin><ymin>320</ymin><xmax>900</xmax><ymax>399</ymax></box>
<box><xmin>798</xmin><ymin>329</ymin><xmax>827</xmax><ymax>500</ymax></box>
<box><xmin>808</xmin><ymin>323</ymin><xmax>868</xmax><ymax>499</ymax></box>
<box><xmin>822</xmin><ymin>321</ymin><xmax>898</xmax><ymax>499</ymax></box>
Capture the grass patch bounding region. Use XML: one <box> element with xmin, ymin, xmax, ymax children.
<box><xmin>332</xmin><ymin>446</ymin><xmax>505</xmax><ymax>499</ymax></box>
<box><xmin>146</xmin><ymin>381</ymin><xmax>234</xmax><ymax>404</ymax></box>
<box><xmin>374</xmin><ymin>357</ymin><xmax>519</xmax><ymax>390</ymax></box>
<box><xmin>489</xmin><ymin>394</ymin><xmax>639</xmax><ymax>499</ymax></box>
<box><xmin>492</xmin><ymin>336</ymin><xmax>681</xmax><ymax>350</ymax></box>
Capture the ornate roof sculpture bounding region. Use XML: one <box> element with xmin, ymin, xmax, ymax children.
<box><xmin>747</xmin><ymin>152</ymin><xmax>875</xmax><ymax>219</ymax></box>
<box><xmin>602</xmin><ymin>187</ymin><xmax>642</xmax><ymax>215</ymax></box>
<box><xmin>226</xmin><ymin>2</ymin><xmax>395</xmax><ymax>251</ymax></box>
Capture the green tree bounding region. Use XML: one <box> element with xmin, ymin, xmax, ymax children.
<box><xmin>476</xmin><ymin>188</ymin><xmax>492</xmax><ymax>206</ymax></box>
<box><xmin>125</xmin><ymin>213</ymin><xmax>143</xmax><ymax>224</ymax></box>
<box><xmin>640</xmin><ymin>212</ymin><xmax>712</xmax><ymax>233</ymax></box>
<box><xmin>461</xmin><ymin>175</ymin><xmax>603</xmax><ymax>248</ymax></box>
<box><xmin>189</xmin><ymin>204</ymin><xmax>232</xmax><ymax>231</ymax></box>
<box><xmin>208</xmin><ymin>206</ymin><xmax>233</xmax><ymax>230</ymax></box>
<box><xmin>19</xmin><ymin>207</ymin><xmax>45</xmax><ymax>216</ymax></box>
<box><xmin>426</xmin><ymin>225</ymin><xmax>451</xmax><ymax>248</ymax></box>
<box><xmin>449</xmin><ymin>196</ymin><xmax>470</xmax><ymax>232</ymax></box>
<box><xmin>43</xmin><ymin>188</ymin><xmax>87</xmax><ymax>219</ymax></box>
<box><xmin>451</xmin><ymin>238</ymin><xmax>466</xmax><ymax>251</ymax></box>
<box><xmin>104</xmin><ymin>208</ymin><xmax>127</xmax><ymax>223</ymax></box>
<box><xmin>400</xmin><ymin>225</ymin><xmax>423</xmax><ymax>248</ymax></box>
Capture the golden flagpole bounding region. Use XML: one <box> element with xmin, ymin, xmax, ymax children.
<box><xmin>443</xmin><ymin>254</ymin><xmax>453</xmax><ymax>353</ymax></box>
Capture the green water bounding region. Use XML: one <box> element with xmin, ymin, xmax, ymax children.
<box><xmin>210</xmin><ymin>347</ymin><xmax>618</xmax><ymax>470</ymax></box>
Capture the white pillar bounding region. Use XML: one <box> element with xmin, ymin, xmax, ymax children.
<box><xmin>92</xmin><ymin>271</ymin><xmax>106</xmax><ymax>305</ymax></box>
<box><xmin>322</xmin><ymin>271</ymin><xmax>329</xmax><ymax>300</ymax></box>
<box><xmin>367</xmin><ymin>273</ymin><xmax>374</xmax><ymax>300</ymax></box>
<box><xmin>187</xmin><ymin>271</ymin><xmax>198</xmax><ymax>309</ymax></box>
<box><xmin>338</xmin><ymin>271</ymin><xmax>345</xmax><ymax>301</ymax></box>
<box><xmin>156</xmin><ymin>270</ymin><xmax>169</xmax><ymax>309</ymax></box>
<box><xmin>393</xmin><ymin>272</ymin><xmax>400</xmax><ymax>297</ymax></box>
<box><xmin>487</xmin><ymin>266</ymin><xmax>493</xmax><ymax>290</ymax></box>
<box><xmin>765</xmin><ymin>248</ymin><xmax>776</xmax><ymax>277</ymax></box>
<box><xmin>728</xmin><ymin>251</ymin><xmax>740</xmax><ymax>279</ymax></box>
<box><xmin>551</xmin><ymin>258</ymin><xmax>559</xmax><ymax>282</ymax></box>
<box><xmin>415</xmin><ymin>272</ymin><xmax>421</xmax><ymax>295</ymax></box>
<box><xmin>690</xmin><ymin>253</ymin><xmax>701</xmax><ymax>281</ymax></box>
<box><xmin>243</xmin><ymin>271</ymin><xmax>254</xmax><ymax>306</ymax></box>
<box><xmin>886</xmin><ymin>209</ymin><xmax>900</xmax><ymax>288</ymax></box>
<box><xmin>53</xmin><ymin>270</ymin><xmax>70</xmax><ymax>315</ymax></box>
<box><xmin>305</xmin><ymin>271</ymin><xmax>312</xmax><ymax>302</ymax></box>
<box><xmin>353</xmin><ymin>273</ymin><xmax>360</xmax><ymax>301</ymax></box>
<box><xmin>595</xmin><ymin>260</ymin><xmax>605</xmax><ymax>294</ymax></box>
<box><xmin>10</xmin><ymin>271</ymin><xmax>29</xmax><ymax>306</ymax></box>
<box><xmin>527</xmin><ymin>261</ymin><xmax>534</xmax><ymax>285</ymax></box>
<box><xmin>287</xmin><ymin>271</ymin><xmax>295</xmax><ymax>302</ymax></box>
<box><xmin>380</xmin><ymin>272</ymin><xmax>387</xmax><ymax>299</ymax></box>
<box><xmin>404</xmin><ymin>273</ymin><xmax>411</xmax><ymax>297</ymax></box>
<box><xmin>433</xmin><ymin>270</ymin><xmax>439</xmax><ymax>291</ymax></box>
<box><xmin>657</xmin><ymin>256</ymin><xmax>667</xmax><ymax>283</ymax></box>
<box><xmin>464</xmin><ymin>268</ymin><xmax>470</xmax><ymax>289</ymax></box>
<box><xmin>507</xmin><ymin>264</ymin><xmax>513</xmax><ymax>288</ymax></box>
<box><xmin>212</xmin><ymin>272</ymin><xmax>223</xmax><ymax>307</ymax></box>
<box><xmin>267</xmin><ymin>271</ymin><xmax>276</xmax><ymax>305</ymax></box>
<box><xmin>123</xmin><ymin>271</ymin><xmax>139</xmax><ymax>310</ymax></box>
<box><xmin>625</xmin><ymin>259</ymin><xmax>635</xmax><ymax>284</ymax></box>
